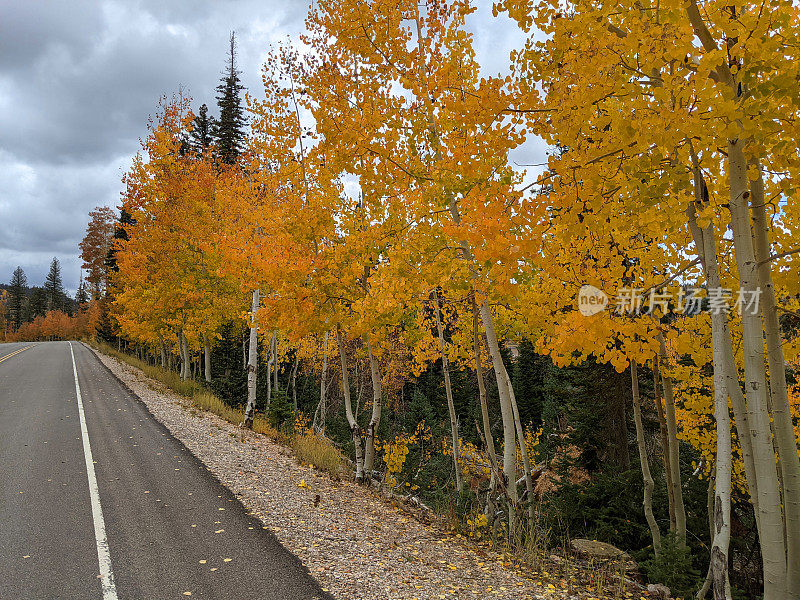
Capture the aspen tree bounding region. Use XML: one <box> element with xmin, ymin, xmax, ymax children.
<box><xmin>631</xmin><ymin>360</ymin><xmax>661</xmax><ymax>555</ymax></box>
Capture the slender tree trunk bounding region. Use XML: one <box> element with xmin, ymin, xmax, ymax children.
<box><xmin>362</xmin><ymin>332</ymin><xmax>382</xmax><ymax>481</ymax></box>
<box><xmin>658</xmin><ymin>332</ymin><xmax>687</xmax><ymax>544</ymax></box>
<box><xmin>179</xmin><ymin>330</ymin><xmax>188</xmax><ymax>381</ymax></box>
<box><xmin>751</xmin><ymin>165</ymin><xmax>800</xmax><ymax>596</ymax></box>
<box><xmin>243</xmin><ymin>289</ymin><xmax>259</xmax><ymax>429</ymax></box>
<box><xmin>203</xmin><ymin>333</ymin><xmax>212</xmax><ymax>383</ymax></box>
<box><xmin>631</xmin><ymin>360</ymin><xmax>661</xmax><ymax>555</ymax></box>
<box><xmin>337</xmin><ymin>327</ymin><xmax>364</xmax><ymax>481</ymax></box>
<box><xmin>507</xmin><ymin>369</ymin><xmax>536</xmax><ymax>522</ymax></box>
<box><xmin>272</xmin><ymin>331</ymin><xmax>278</xmax><ymax>395</ymax></box>
<box><xmin>476</xmin><ymin>296</ymin><xmax>518</xmax><ymax>534</ymax></box>
<box><xmin>688</xmin><ymin>157</ymin><xmax>734</xmax><ymax>599</ymax></box>
<box><xmin>653</xmin><ymin>355</ymin><xmax>676</xmax><ymax>532</ymax></box>
<box><xmin>266</xmin><ymin>332</ymin><xmax>274</xmax><ymax>409</ymax></box>
<box><xmin>472</xmin><ymin>294</ymin><xmax>499</xmax><ymax>477</ymax></box>
<box><xmin>697</xmin><ymin>467</ymin><xmax>717</xmax><ymax>600</ymax></box>
<box><xmin>314</xmin><ymin>330</ymin><xmax>329</xmax><ymax>433</ymax></box>
<box><xmin>681</xmin><ymin>11</ymin><xmax>786</xmax><ymax>592</ymax></box>
<box><xmin>159</xmin><ymin>335</ymin><xmax>166</xmax><ymax>369</ymax></box>
<box><xmin>290</xmin><ymin>353</ymin><xmax>299</xmax><ymax>411</ymax></box>
<box><xmin>433</xmin><ymin>291</ymin><xmax>463</xmax><ymax>493</ymax></box>
<box><xmin>728</xmin><ymin>141</ymin><xmax>787</xmax><ymax>598</ymax></box>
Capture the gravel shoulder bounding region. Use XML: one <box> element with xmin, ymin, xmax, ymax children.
<box><xmin>89</xmin><ymin>345</ymin><xmax>553</xmax><ymax>600</ymax></box>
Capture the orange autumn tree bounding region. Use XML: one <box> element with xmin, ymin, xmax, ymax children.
<box><xmin>115</xmin><ymin>95</ymin><xmax>241</xmax><ymax>380</ymax></box>
<box><xmin>79</xmin><ymin>206</ymin><xmax>116</xmax><ymax>299</ymax></box>
<box><xmin>302</xmin><ymin>0</ymin><xmax>544</xmax><ymax>527</ymax></box>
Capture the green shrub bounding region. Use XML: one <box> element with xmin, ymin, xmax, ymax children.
<box><xmin>642</xmin><ymin>531</ymin><xmax>700</xmax><ymax>598</ymax></box>
<box><xmin>266</xmin><ymin>390</ymin><xmax>293</xmax><ymax>430</ymax></box>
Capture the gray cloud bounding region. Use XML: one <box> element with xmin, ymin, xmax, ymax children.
<box><xmin>0</xmin><ymin>0</ymin><xmax>542</xmax><ymax>294</ymax></box>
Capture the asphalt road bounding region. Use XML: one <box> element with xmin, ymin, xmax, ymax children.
<box><xmin>0</xmin><ymin>341</ymin><xmax>334</xmax><ymax>600</ymax></box>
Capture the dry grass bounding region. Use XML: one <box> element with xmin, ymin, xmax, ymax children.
<box><xmin>290</xmin><ymin>429</ymin><xmax>347</xmax><ymax>479</ymax></box>
<box><xmin>89</xmin><ymin>340</ymin><xmax>284</xmax><ymax>443</ymax></box>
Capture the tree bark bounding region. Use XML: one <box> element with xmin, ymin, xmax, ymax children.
<box><xmin>472</xmin><ymin>293</ymin><xmax>499</xmax><ymax>478</ymax></box>
<box><xmin>433</xmin><ymin>291</ymin><xmax>463</xmax><ymax>493</ymax></box>
<box><xmin>751</xmin><ymin>164</ymin><xmax>800</xmax><ymax>597</ymax></box>
<box><xmin>507</xmin><ymin>366</ymin><xmax>536</xmax><ymax>522</ymax></box>
<box><xmin>687</xmin><ymin>154</ymin><xmax>734</xmax><ymax>599</ymax></box>
<box><xmin>290</xmin><ymin>353</ymin><xmax>299</xmax><ymax>411</ymax></box>
<box><xmin>697</xmin><ymin>467</ymin><xmax>717</xmax><ymax>600</ymax></box>
<box><xmin>362</xmin><ymin>332</ymin><xmax>382</xmax><ymax>480</ymax></box>
<box><xmin>658</xmin><ymin>332</ymin><xmax>687</xmax><ymax>544</ymax></box>
<box><xmin>631</xmin><ymin>360</ymin><xmax>661</xmax><ymax>555</ymax></box>
<box><xmin>203</xmin><ymin>333</ymin><xmax>212</xmax><ymax>383</ymax></box>
<box><xmin>653</xmin><ymin>355</ymin><xmax>676</xmax><ymax>532</ymax></box>
<box><xmin>682</xmin><ymin>9</ymin><xmax>786</xmax><ymax>593</ymax></box>
<box><xmin>272</xmin><ymin>331</ymin><xmax>278</xmax><ymax>395</ymax></box>
<box><xmin>314</xmin><ymin>330</ymin><xmax>329</xmax><ymax>433</ymax></box>
<box><xmin>179</xmin><ymin>330</ymin><xmax>189</xmax><ymax>381</ymax></box>
<box><xmin>337</xmin><ymin>327</ymin><xmax>364</xmax><ymax>481</ymax></box>
<box><xmin>159</xmin><ymin>335</ymin><xmax>166</xmax><ymax>369</ymax></box>
<box><xmin>243</xmin><ymin>288</ymin><xmax>259</xmax><ymax>429</ymax></box>
<box><xmin>266</xmin><ymin>330</ymin><xmax>275</xmax><ymax>409</ymax></box>
<box><xmin>727</xmin><ymin>140</ymin><xmax>787</xmax><ymax>597</ymax></box>
<box><xmin>476</xmin><ymin>296</ymin><xmax>518</xmax><ymax>534</ymax></box>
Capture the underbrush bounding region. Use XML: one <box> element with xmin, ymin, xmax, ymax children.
<box><xmin>290</xmin><ymin>427</ymin><xmax>347</xmax><ymax>479</ymax></box>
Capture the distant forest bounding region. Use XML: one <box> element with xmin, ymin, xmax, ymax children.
<box><xmin>0</xmin><ymin>259</ymin><xmax>87</xmax><ymax>337</ymax></box>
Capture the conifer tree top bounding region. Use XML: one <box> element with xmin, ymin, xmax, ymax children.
<box><xmin>214</xmin><ymin>32</ymin><xmax>247</xmax><ymax>165</ymax></box>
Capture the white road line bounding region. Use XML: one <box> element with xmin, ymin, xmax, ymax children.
<box><xmin>69</xmin><ymin>342</ymin><xmax>119</xmax><ymax>600</ymax></box>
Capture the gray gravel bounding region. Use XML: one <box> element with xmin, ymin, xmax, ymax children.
<box><xmin>91</xmin><ymin>346</ymin><xmax>551</xmax><ymax>600</ymax></box>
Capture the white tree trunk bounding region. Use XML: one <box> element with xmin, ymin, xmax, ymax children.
<box><xmin>266</xmin><ymin>331</ymin><xmax>275</xmax><ymax>409</ymax></box>
<box><xmin>159</xmin><ymin>335</ymin><xmax>166</xmax><ymax>369</ymax></box>
<box><xmin>506</xmin><ymin>368</ymin><xmax>536</xmax><ymax>522</ymax></box>
<box><xmin>179</xmin><ymin>330</ymin><xmax>190</xmax><ymax>381</ymax></box>
<box><xmin>314</xmin><ymin>330</ymin><xmax>329</xmax><ymax>433</ymax></box>
<box><xmin>203</xmin><ymin>333</ymin><xmax>212</xmax><ymax>383</ymax></box>
<box><xmin>728</xmin><ymin>141</ymin><xmax>787</xmax><ymax>598</ymax></box>
<box><xmin>688</xmin><ymin>158</ymin><xmax>733</xmax><ymax>598</ymax></box>
<box><xmin>362</xmin><ymin>332</ymin><xmax>382</xmax><ymax>480</ymax></box>
<box><xmin>243</xmin><ymin>289</ymin><xmax>259</xmax><ymax>429</ymax></box>
<box><xmin>653</xmin><ymin>356</ymin><xmax>676</xmax><ymax>532</ymax></box>
<box><xmin>272</xmin><ymin>331</ymin><xmax>278</xmax><ymax>394</ymax></box>
<box><xmin>476</xmin><ymin>297</ymin><xmax>518</xmax><ymax>534</ymax></box>
<box><xmin>434</xmin><ymin>291</ymin><xmax>463</xmax><ymax>492</ymax></box>
<box><xmin>290</xmin><ymin>353</ymin><xmax>299</xmax><ymax>411</ymax></box>
<box><xmin>657</xmin><ymin>333</ymin><xmax>687</xmax><ymax>544</ymax></box>
<box><xmin>631</xmin><ymin>360</ymin><xmax>661</xmax><ymax>555</ymax></box>
<box><xmin>472</xmin><ymin>294</ymin><xmax>499</xmax><ymax>477</ymax></box>
<box><xmin>751</xmin><ymin>165</ymin><xmax>800</xmax><ymax>596</ymax></box>
<box><xmin>337</xmin><ymin>327</ymin><xmax>364</xmax><ymax>481</ymax></box>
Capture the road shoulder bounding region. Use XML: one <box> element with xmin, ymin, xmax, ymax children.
<box><xmin>88</xmin><ymin>345</ymin><xmax>547</xmax><ymax>600</ymax></box>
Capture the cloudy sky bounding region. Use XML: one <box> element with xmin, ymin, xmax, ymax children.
<box><xmin>0</xmin><ymin>0</ymin><xmax>538</xmax><ymax>294</ymax></box>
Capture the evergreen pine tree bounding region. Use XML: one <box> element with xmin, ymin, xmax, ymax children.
<box><xmin>213</xmin><ymin>32</ymin><xmax>247</xmax><ymax>165</ymax></box>
<box><xmin>76</xmin><ymin>276</ymin><xmax>90</xmax><ymax>304</ymax></box>
<box><xmin>27</xmin><ymin>287</ymin><xmax>47</xmax><ymax>320</ymax></box>
<box><xmin>43</xmin><ymin>257</ymin><xmax>65</xmax><ymax>312</ymax></box>
<box><xmin>8</xmin><ymin>266</ymin><xmax>27</xmax><ymax>330</ymax></box>
<box><xmin>190</xmin><ymin>103</ymin><xmax>216</xmax><ymax>154</ymax></box>
<box><xmin>513</xmin><ymin>338</ymin><xmax>549</xmax><ymax>429</ymax></box>
<box><xmin>105</xmin><ymin>208</ymin><xmax>135</xmax><ymax>276</ymax></box>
